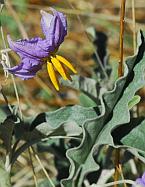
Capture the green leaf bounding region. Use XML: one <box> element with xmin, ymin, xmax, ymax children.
<box><xmin>0</xmin><ymin>106</ymin><xmax>11</xmax><ymax>123</ymax></box>
<box><xmin>128</xmin><ymin>95</ymin><xmax>141</xmax><ymax>109</ymax></box>
<box><xmin>61</xmin><ymin>75</ymin><xmax>99</xmax><ymax>103</ymax></box>
<box><xmin>15</xmin><ymin>105</ymin><xmax>98</xmax><ymax>142</ymax></box>
<box><xmin>12</xmin><ymin>105</ymin><xmax>98</xmax><ymax>165</ymax></box>
<box><xmin>79</xmin><ymin>93</ymin><xmax>96</xmax><ymax>107</ymax></box>
<box><xmin>61</xmin><ymin>31</ymin><xmax>145</xmax><ymax>187</ymax></box>
<box><xmin>121</xmin><ymin>118</ymin><xmax>145</xmax><ymax>152</ymax></box>
<box><xmin>0</xmin><ymin>119</ymin><xmax>15</xmax><ymax>152</ymax></box>
<box><xmin>0</xmin><ymin>106</ymin><xmax>15</xmax><ymax>152</ymax></box>
<box><xmin>44</xmin><ymin>105</ymin><xmax>97</xmax><ymax>129</ymax></box>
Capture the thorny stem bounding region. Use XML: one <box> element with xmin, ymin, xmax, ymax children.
<box><xmin>114</xmin><ymin>0</ymin><xmax>126</xmax><ymax>187</ymax></box>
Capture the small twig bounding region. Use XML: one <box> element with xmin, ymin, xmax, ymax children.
<box><xmin>30</xmin><ymin>147</ymin><xmax>55</xmax><ymax>187</ymax></box>
<box><xmin>114</xmin><ymin>149</ymin><xmax>120</xmax><ymax>187</ymax></box>
<box><xmin>132</xmin><ymin>0</ymin><xmax>136</xmax><ymax>53</ymax></box>
<box><xmin>131</xmin><ymin>0</ymin><xmax>139</xmax><ymax>117</ymax></box>
<box><xmin>118</xmin><ymin>164</ymin><xmax>127</xmax><ymax>187</ymax></box>
<box><xmin>0</xmin><ymin>5</ymin><xmax>23</xmax><ymax>119</ymax></box>
<box><xmin>10</xmin><ymin>139</ymin><xmax>40</xmax><ymax>166</ymax></box>
<box><xmin>118</xmin><ymin>0</ymin><xmax>126</xmax><ymax>77</ymax></box>
<box><xmin>114</xmin><ymin>1</ymin><xmax>126</xmax><ymax>187</ymax></box>
<box><xmin>11</xmin><ymin>135</ymin><xmax>80</xmax><ymax>166</ymax></box>
<box><xmin>28</xmin><ymin>148</ymin><xmax>38</xmax><ymax>187</ymax></box>
<box><xmin>0</xmin><ymin>2</ymin><xmax>23</xmax><ymax>172</ymax></box>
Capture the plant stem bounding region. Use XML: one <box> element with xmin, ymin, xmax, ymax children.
<box><xmin>114</xmin><ymin>149</ymin><xmax>120</xmax><ymax>187</ymax></box>
<box><xmin>118</xmin><ymin>0</ymin><xmax>126</xmax><ymax>77</ymax></box>
<box><xmin>28</xmin><ymin>148</ymin><xmax>38</xmax><ymax>187</ymax></box>
<box><xmin>30</xmin><ymin>147</ymin><xmax>55</xmax><ymax>187</ymax></box>
<box><xmin>132</xmin><ymin>0</ymin><xmax>136</xmax><ymax>54</ymax></box>
<box><xmin>114</xmin><ymin>0</ymin><xmax>126</xmax><ymax>187</ymax></box>
<box><xmin>1</xmin><ymin>2</ymin><xmax>23</xmax><ymax>120</ymax></box>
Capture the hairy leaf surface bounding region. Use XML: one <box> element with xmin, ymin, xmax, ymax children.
<box><xmin>61</xmin><ymin>31</ymin><xmax>145</xmax><ymax>187</ymax></box>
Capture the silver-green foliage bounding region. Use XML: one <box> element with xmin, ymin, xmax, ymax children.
<box><xmin>1</xmin><ymin>32</ymin><xmax>145</xmax><ymax>187</ymax></box>
<box><xmin>61</xmin><ymin>31</ymin><xmax>145</xmax><ymax>187</ymax></box>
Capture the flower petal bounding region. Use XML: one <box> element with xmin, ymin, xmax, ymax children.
<box><xmin>7</xmin><ymin>35</ymin><xmax>54</xmax><ymax>59</ymax></box>
<box><xmin>40</xmin><ymin>9</ymin><xmax>67</xmax><ymax>48</ymax></box>
<box><xmin>40</xmin><ymin>10</ymin><xmax>54</xmax><ymax>39</ymax></box>
<box><xmin>51</xmin><ymin>8</ymin><xmax>67</xmax><ymax>44</ymax></box>
<box><xmin>142</xmin><ymin>172</ymin><xmax>145</xmax><ymax>183</ymax></box>
<box><xmin>136</xmin><ymin>178</ymin><xmax>145</xmax><ymax>187</ymax></box>
<box><xmin>7</xmin><ymin>58</ymin><xmax>43</xmax><ymax>80</ymax></box>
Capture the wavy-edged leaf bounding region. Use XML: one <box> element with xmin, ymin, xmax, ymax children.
<box><xmin>15</xmin><ymin>105</ymin><xmax>98</xmax><ymax>142</ymax></box>
<box><xmin>61</xmin><ymin>31</ymin><xmax>145</xmax><ymax>187</ymax></box>
<box><xmin>12</xmin><ymin>105</ymin><xmax>98</xmax><ymax>165</ymax></box>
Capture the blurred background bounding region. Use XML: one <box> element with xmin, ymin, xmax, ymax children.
<box><xmin>1</xmin><ymin>0</ymin><xmax>145</xmax><ymax>186</ymax></box>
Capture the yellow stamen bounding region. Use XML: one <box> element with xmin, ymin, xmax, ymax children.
<box><xmin>47</xmin><ymin>61</ymin><xmax>59</xmax><ymax>91</ymax></box>
<box><xmin>51</xmin><ymin>57</ymin><xmax>68</xmax><ymax>80</ymax></box>
<box><xmin>56</xmin><ymin>55</ymin><xmax>77</xmax><ymax>74</ymax></box>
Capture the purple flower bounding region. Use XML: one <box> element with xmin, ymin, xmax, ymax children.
<box><xmin>7</xmin><ymin>8</ymin><xmax>77</xmax><ymax>90</ymax></box>
<box><xmin>134</xmin><ymin>172</ymin><xmax>145</xmax><ymax>187</ymax></box>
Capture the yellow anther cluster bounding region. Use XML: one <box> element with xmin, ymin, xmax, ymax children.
<box><xmin>47</xmin><ymin>55</ymin><xmax>77</xmax><ymax>90</ymax></box>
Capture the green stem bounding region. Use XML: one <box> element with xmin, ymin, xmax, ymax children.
<box><xmin>10</xmin><ymin>139</ymin><xmax>40</xmax><ymax>166</ymax></box>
